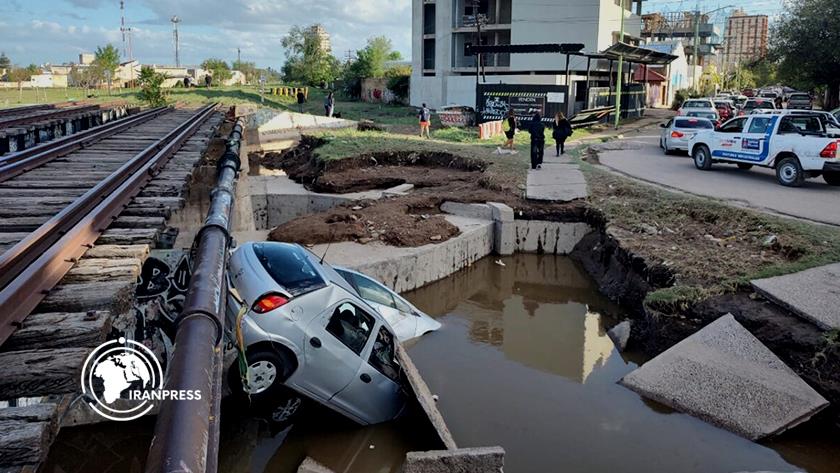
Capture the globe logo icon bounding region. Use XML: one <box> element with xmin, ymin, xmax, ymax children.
<box><xmin>81</xmin><ymin>337</ymin><xmax>163</xmax><ymax>422</ymax></box>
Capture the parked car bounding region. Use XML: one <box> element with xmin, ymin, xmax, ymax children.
<box><xmin>685</xmin><ymin>110</ymin><xmax>721</xmax><ymax>127</ymax></box>
<box><xmin>741</xmin><ymin>98</ymin><xmax>776</xmax><ymax>115</ymax></box>
<box><xmin>678</xmin><ymin>99</ymin><xmax>716</xmax><ymax>116</ymax></box>
<box><xmin>731</xmin><ymin>95</ymin><xmax>748</xmax><ymax>109</ymax></box>
<box><xmin>742</xmin><ymin>88</ymin><xmax>755</xmax><ymax>98</ymax></box>
<box><xmin>660</xmin><ymin>117</ymin><xmax>715</xmax><ymax>154</ymax></box>
<box><xmin>714</xmin><ymin>100</ymin><xmax>735</xmax><ymax>121</ymax></box>
<box><xmin>224</xmin><ymin>241</ymin><xmax>409</xmax><ymax>425</ymax></box>
<box><xmin>688</xmin><ymin>113</ymin><xmax>840</xmax><ymax>186</ymax></box>
<box><xmin>787</xmin><ymin>93</ymin><xmax>813</xmax><ymax>110</ymax></box>
<box><xmin>333</xmin><ymin>266</ymin><xmax>441</xmax><ymax>342</ymax></box>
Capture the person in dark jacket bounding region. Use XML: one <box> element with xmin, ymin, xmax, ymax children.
<box><xmin>552</xmin><ymin>112</ymin><xmax>573</xmax><ymax>156</ymax></box>
<box><xmin>324</xmin><ymin>91</ymin><xmax>335</xmax><ymax>117</ymax></box>
<box><xmin>502</xmin><ymin>109</ymin><xmax>517</xmax><ymax>152</ymax></box>
<box><xmin>296</xmin><ymin>89</ymin><xmax>306</xmax><ymax>113</ymax></box>
<box><xmin>526</xmin><ymin>113</ymin><xmax>545</xmax><ymax>170</ymax></box>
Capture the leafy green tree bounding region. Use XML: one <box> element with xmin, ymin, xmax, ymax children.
<box><xmin>0</xmin><ymin>52</ymin><xmax>11</xmax><ymax>71</ymax></box>
<box><xmin>351</xmin><ymin>36</ymin><xmax>399</xmax><ymax>79</ymax></box>
<box><xmin>770</xmin><ymin>0</ymin><xmax>840</xmax><ymax>108</ymax></box>
<box><xmin>138</xmin><ymin>66</ymin><xmax>167</xmax><ymax>107</ymax></box>
<box><xmin>7</xmin><ymin>65</ymin><xmax>38</xmax><ymax>100</ymax></box>
<box><xmin>201</xmin><ymin>58</ymin><xmax>232</xmax><ymax>85</ymax></box>
<box><xmin>281</xmin><ymin>25</ymin><xmax>340</xmax><ymax>85</ymax></box>
<box><xmin>94</xmin><ymin>44</ymin><xmax>120</xmax><ymax>91</ymax></box>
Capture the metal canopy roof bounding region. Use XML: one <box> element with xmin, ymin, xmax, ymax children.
<box><xmin>600</xmin><ymin>42</ymin><xmax>678</xmax><ymax>65</ymax></box>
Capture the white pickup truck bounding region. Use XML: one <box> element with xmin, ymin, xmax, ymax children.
<box><xmin>689</xmin><ymin>113</ymin><xmax>840</xmax><ymax>187</ymax></box>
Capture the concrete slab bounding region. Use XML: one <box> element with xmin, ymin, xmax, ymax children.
<box><xmin>296</xmin><ymin>457</ymin><xmax>336</xmax><ymax>473</ymax></box>
<box><xmin>619</xmin><ymin>314</ymin><xmax>828</xmax><ymax>440</ymax></box>
<box><xmin>525</xmin><ymin>164</ymin><xmax>588</xmax><ymax>202</ymax></box>
<box><xmin>751</xmin><ymin>263</ymin><xmax>840</xmax><ymax>330</ymax></box>
<box><xmin>403</xmin><ymin>447</ymin><xmax>505</xmax><ymax>473</ymax></box>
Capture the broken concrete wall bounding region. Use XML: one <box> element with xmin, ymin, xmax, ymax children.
<box><xmin>401</xmin><ymin>447</ymin><xmax>505</xmax><ymax>473</ymax></box>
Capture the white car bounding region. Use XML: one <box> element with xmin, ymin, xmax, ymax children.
<box><xmin>678</xmin><ymin>99</ymin><xmax>716</xmax><ymax>116</ymax></box>
<box><xmin>660</xmin><ymin>117</ymin><xmax>716</xmax><ymax>154</ymax></box>
<box><xmin>689</xmin><ymin>113</ymin><xmax>840</xmax><ymax>186</ymax></box>
<box><xmin>333</xmin><ymin>266</ymin><xmax>441</xmax><ymax>342</ymax></box>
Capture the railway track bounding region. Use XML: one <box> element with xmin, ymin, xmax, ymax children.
<box><xmin>0</xmin><ymin>103</ymin><xmax>226</xmax><ymax>471</ymax></box>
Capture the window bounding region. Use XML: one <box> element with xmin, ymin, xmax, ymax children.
<box><xmin>393</xmin><ymin>295</ymin><xmax>414</xmax><ymax>314</ymax></box>
<box><xmin>369</xmin><ymin>326</ymin><xmax>401</xmax><ymax>382</ymax></box>
<box><xmin>675</xmin><ymin>118</ymin><xmax>714</xmax><ymax>129</ymax></box>
<box><xmin>423</xmin><ymin>38</ymin><xmax>436</xmax><ymax>70</ymax></box>
<box><xmin>748</xmin><ymin>117</ymin><xmax>771</xmax><ymax>134</ymax></box>
<box><xmin>326</xmin><ymin>302</ymin><xmax>375</xmax><ymax>355</ymax></box>
<box><xmin>350</xmin><ymin>273</ymin><xmax>397</xmax><ymax>309</ymax></box>
<box><xmin>780</xmin><ymin>116</ymin><xmax>823</xmax><ymax>134</ymax></box>
<box><xmin>423</xmin><ymin>3</ymin><xmax>436</xmax><ymax>35</ymax></box>
<box><xmin>253</xmin><ymin>243</ymin><xmax>325</xmax><ymax>296</ymax></box>
<box><xmin>719</xmin><ymin>117</ymin><xmax>746</xmax><ymax>133</ymax></box>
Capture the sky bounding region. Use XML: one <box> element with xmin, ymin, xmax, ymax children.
<box><xmin>0</xmin><ymin>0</ymin><xmax>784</xmax><ymax>70</ymax></box>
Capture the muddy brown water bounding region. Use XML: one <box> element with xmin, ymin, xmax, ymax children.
<box><xmin>43</xmin><ymin>255</ymin><xmax>840</xmax><ymax>473</ymax></box>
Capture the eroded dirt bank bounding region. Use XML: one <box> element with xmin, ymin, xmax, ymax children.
<box><xmin>257</xmin><ymin>137</ymin><xmax>593</xmax><ymax>247</ymax></box>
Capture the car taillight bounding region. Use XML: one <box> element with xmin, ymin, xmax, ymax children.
<box><xmin>819</xmin><ymin>141</ymin><xmax>839</xmax><ymax>159</ymax></box>
<box><xmin>671</xmin><ymin>131</ymin><xmax>684</xmax><ymax>138</ymax></box>
<box><xmin>252</xmin><ymin>293</ymin><xmax>289</xmax><ymax>313</ymax></box>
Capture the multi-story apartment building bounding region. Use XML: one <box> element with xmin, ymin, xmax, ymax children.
<box><xmin>308</xmin><ymin>24</ymin><xmax>332</xmax><ymax>53</ymax></box>
<box><xmin>411</xmin><ymin>0</ymin><xmax>643</xmax><ymax>109</ymax></box>
<box><xmin>721</xmin><ymin>10</ymin><xmax>768</xmax><ymax>68</ymax></box>
<box><xmin>641</xmin><ymin>12</ymin><xmax>722</xmax><ymax>70</ymax></box>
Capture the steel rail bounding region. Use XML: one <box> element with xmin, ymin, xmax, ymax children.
<box><xmin>145</xmin><ymin>117</ymin><xmax>244</xmax><ymax>473</ymax></box>
<box><xmin>0</xmin><ymin>103</ymin><xmax>218</xmax><ymax>346</ymax></box>
<box><xmin>0</xmin><ymin>106</ymin><xmax>171</xmax><ymax>183</ymax></box>
<box><xmin>0</xmin><ymin>104</ymin><xmax>102</xmax><ymax>128</ymax></box>
<box><xmin>0</xmin><ymin>104</ymin><xmax>55</xmax><ymax>118</ymax></box>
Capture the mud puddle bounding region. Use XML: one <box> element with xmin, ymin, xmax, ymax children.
<box><xmin>403</xmin><ymin>254</ymin><xmax>840</xmax><ymax>473</ymax></box>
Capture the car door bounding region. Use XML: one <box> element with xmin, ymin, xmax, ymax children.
<box><xmin>661</xmin><ymin>119</ymin><xmax>672</xmax><ymax>145</ymax></box>
<box><xmin>737</xmin><ymin>116</ymin><xmax>776</xmax><ymax>164</ymax></box>
<box><xmin>331</xmin><ymin>323</ymin><xmax>404</xmax><ymax>424</ymax></box>
<box><xmin>297</xmin><ymin>300</ymin><xmax>374</xmax><ymax>402</ymax></box>
<box><xmin>711</xmin><ymin>117</ymin><xmax>747</xmax><ymax>158</ymax></box>
<box><xmin>348</xmin><ymin>272</ymin><xmax>418</xmax><ymax>341</ymax></box>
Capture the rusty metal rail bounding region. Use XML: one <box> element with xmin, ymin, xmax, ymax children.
<box><xmin>0</xmin><ymin>103</ymin><xmax>218</xmax><ymax>346</ymax></box>
<box><xmin>145</xmin><ymin>116</ymin><xmax>243</xmax><ymax>473</ymax></box>
<box><xmin>0</xmin><ymin>106</ymin><xmax>170</xmax><ymax>182</ymax></box>
<box><xmin>0</xmin><ymin>104</ymin><xmax>55</xmax><ymax>118</ymax></box>
<box><xmin>0</xmin><ymin>104</ymin><xmax>102</xmax><ymax>128</ymax></box>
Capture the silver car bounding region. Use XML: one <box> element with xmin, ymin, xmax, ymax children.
<box><xmin>333</xmin><ymin>266</ymin><xmax>441</xmax><ymax>342</ymax></box>
<box><xmin>225</xmin><ymin>241</ymin><xmax>406</xmax><ymax>425</ymax></box>
<box><xmin>660</xmin><ymin>117</ymin><xmax>715</xmax><ymax>154</ymax></box>
<box><xmin>677</xmin><ymin>99</ymin><xmax>716</xmax><ymax>116</ymax></box>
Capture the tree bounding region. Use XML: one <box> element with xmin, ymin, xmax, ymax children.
<box><xmin>94</xmin><ymin>44</ymin><xmax>121</xmax><ymax>92</ymax></box>
<box><xmin>281</xmin><ymin>25</ymin><xmax>340</xmax><ymax>85</ymax></box>
<box><xmin>138</xmin><ymin>66</ymin><xmax>167</xmax><ymax>107</ymax></box>
<box><xmin>7</xmin><ymin>65</ymin><xmax>38</xmax><ymax>101</ymax></box>
<box><xmin>0</xmin><ymin>52</ymin><xmax>10</xmax><ymax>72</ymax></box>
<box><xmin>352</xmin><ymin>36</ymin><xmax>399</xmax><ymax>79</ymax></box>
<box><xmin>201</xmin><ymin>58</ymin><xmax>232</xmax><ymax>85</ymax></box>
<box><xmin>770</xmin><ymin>0</ymin><xmax>840</xmax><ymax>108</ymax></box>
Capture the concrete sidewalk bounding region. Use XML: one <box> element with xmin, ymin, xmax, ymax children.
<box><xmin>751</xmin><ymin>263</ymin><xmax>840</xmax><ymax>330</ymax></box>
<box><xmin>525</xmin><ymin>153</ymin><xmax>588</xmax><ymax>202</ymax></box>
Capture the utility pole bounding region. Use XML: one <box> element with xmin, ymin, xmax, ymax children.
<box><xmin>693</xmin><ymin>10</ymin><xmax>700</xmax><ymax>93</ymax></box>
<box><xmin>171</xmin><ymin>16</ymin><xmax>181</xmax><ymax>67</ymax></box>
<box><xmin>237</xmin><ymin>47</ymin><xmax>241</xmax><ymax>65</ymax></box>
<box><xmin>614</xmin><ymin>0</ymin><xmax>626</xmax><ymax>129</ymax></box>
<box><xmin>120</xmin><ymin>1</ymin><xmax>128</xmax><ymax>59</ymax></box>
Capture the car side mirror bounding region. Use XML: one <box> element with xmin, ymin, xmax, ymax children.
<box><xmin>659</xmin><ymin>123</ymin><xmax>666</xmax><ymax>128</ymax></box>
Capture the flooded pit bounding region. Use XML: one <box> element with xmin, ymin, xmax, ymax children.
<box><xmin>42</xmin><ymin>254</ymin><xmax>840</xmax><ymax>473</ymax></box>
<box><xmin>404</xmin><ymin>254</ymin><xmax>840</xmax><ymax>473</ymax></box>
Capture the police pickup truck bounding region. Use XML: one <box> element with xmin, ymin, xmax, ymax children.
<box><xmin>689</xmin><ymin>112</ymin><xmax>840</xmax><ymax>187</ymax></box>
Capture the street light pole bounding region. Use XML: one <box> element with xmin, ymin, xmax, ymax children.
<box><xmin>614</xmin><ymin>0</ymin><xmax>626</xmax><ymax>129</ymax></box>
<box><xmin>693</xmin><ymin>10</ymin><xmax>700</xmax><ymax>93</ymax></box>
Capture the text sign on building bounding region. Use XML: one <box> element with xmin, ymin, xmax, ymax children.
<box><xmin>477</xmin><ymin>84</ymin><xmax>569</xmax><ymax>123</ymax></box>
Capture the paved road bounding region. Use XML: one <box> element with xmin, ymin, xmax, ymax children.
<box><xmin>598</xmin><ymin>134</ymin><xmax>840</xmax><ymax>226</ymax></box>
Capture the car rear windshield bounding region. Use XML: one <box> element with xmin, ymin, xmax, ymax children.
<box><xmin>744</xmin><ymin>100</ymin><xmax>772</xmax><ymax>110</ymax></box>
<box><xmin>683</xmin><ymin>100</ymin><xmax>712</xmax><ymax>108</ymax></box>
<box><xmin>675</xmin><ymin>118</ymin><xmax>714</xmax><ymax>129</ymax></box>
<box><xmin>253</xmin><ymin>243</ymin><xmax>326</xmax><ymax>296</ymax></box>
<box><xmin>790</xmin><ymin>94</ymin><xmax>810</xmax><ymax>100</ymax></box>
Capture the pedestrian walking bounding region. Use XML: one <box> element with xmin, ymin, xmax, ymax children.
<box><xmin>324</xmin><ymin>91</ymin><xmax>335</xmax><ymax>117</ymax></box>
<box><xmin>297</xmin><ymin>89</ymin><xmax>306</xmax><ymax>113</ymax></box>
<box><xmin>527</xmin><ymin>113</ymin><xmax>545</xmax><ymax>170</ymax></box>
<box><xmin>552</xmin><ymin>112</ymin><xmax>573</xmax><ymax>156</ymax></box>
<box><xmin>204</xmin><ymin>74</ymin><xmax>212</xmax><ymax>88</ymax></box>
<box><xmin>418</xmin><ymin>103</ymin><xmax>431</xmax><ymax>138</ymax></box>
<box><xmin>501</xmin><ymin>109</ymin><xmax>517</xmax><ymax>152</ymax></box>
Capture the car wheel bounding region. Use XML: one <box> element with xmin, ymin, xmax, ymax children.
<box><xmin>824</xmin><ymin>172</ymin><xmax>840</xmax><ymax>186</ymax></box>
<box><xmin>229</xmin><ymin>349</ymin><xmax>294</xmax><ymax>404</ymax></box>
<box><xmin>737</xmin><ymin>163</ymin><xmax>753</xmax><ymax>170</ymax></box>
<box><xmin>776</xmin><ymin>156</ymin><xmax>805</xmax><ymax>187</ymax></box>
<box><xmin>662</xmin><ymin>139</ymin><xmax>671</xmax><ymax>155</ymax></box>
<box><xmin>693</xmin><ymin>145</ymin><xmax>712</xmax><ymax>170</ymax></box>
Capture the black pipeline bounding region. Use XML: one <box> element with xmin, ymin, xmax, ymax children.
<box><xmin>145</xmin><ymin>116</ymin><xmax>244</xmax><ymax>473</ymax></box>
